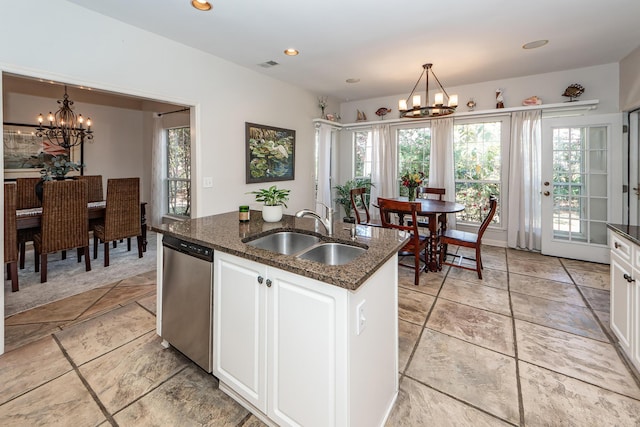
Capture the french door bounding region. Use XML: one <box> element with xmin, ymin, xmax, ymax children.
<box><xmin>541</xmin><ymin>113</ymin><xmax>622</xmax><ymax>263</ymax></box>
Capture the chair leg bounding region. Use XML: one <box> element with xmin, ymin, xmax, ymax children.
<box><xmin>19</xmin><ymin>242</ymin><xmax>26</xmax><ymax>269</ymax></box>
<box><xmin>9</xmin><ymin>261</ymin><xmax>18</xmax><ymax>292</ymax></box>
<box><xmin>34</xmin><ymin>248</ymin><xmax>40</xmax><ymax>272</ymax></box>
<box><xmin>104</xmin><ymin>242</ymin><xmax>110</xmax><ymax>267</ymax></box>
<box><xmin>113</xmin><ymin>241</ymin><xmax>117</xmax><ymax>249</ymax></box>
<box><xmin>414</xmin><ymin>251</ymin><xmax>421</xmax><ymax>286</ymax></box>
<box><xmin>84</xmin><ymin>246</ymin><xmax>91</xmax><ymax>272</ymax></box>
<box><xmin>137</xmin><ymin>236</ymin><xmax>143</xmax><ymax>258</ymax></box>
<box><xmin>40</xmin><ymin>253</ymin><xmax>48</xmax><ymax>283</ymax></box>
<box><xmin>62</xmin><ymin>250</ymin><xmax>66</xmax><ymax>260</ymax></box>
<box><xmin>77</xmin><ymin>247</ymin><xmax>83</xmax><ymax>262</ymax></box>
<box><xmin>476</xmin><ymin>246</ymin><xmax>483</xmax><ymax>279</ymax></box>
<box><xmin>127</xmin><ymin>237</ymin><xmax>132</xmax><ymax>252</ymax></box>
<box><xmin>93</xmin><ymin>235</ymin><xmax>99</xmax><ymax>259</ymax></box>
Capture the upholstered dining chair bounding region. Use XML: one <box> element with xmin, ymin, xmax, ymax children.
<box><xmin>350</xmin><ymin>187</ymin><xmax>381</xmax><ymax>227</ymax></box>
<box><xmin>440</xmin><ymin>196</ymin><xmax>498</xmax><ymax>279</ymax></box>
<box><xmin>16</xmin><ymin>177</ymin><xmax>42</xmax><ymax>269</ymax></box>
<box><xmin>378</xmin><ymin>197</ymin><xmax>429</xmax><ymax>286</ymax></box>
<box><xmin>93</xmin><ymin>178</ymin><xmax>143</xmax><ymax>267</ymax></box>
<box><xmin>76</xmin><ymin>175</ymin><xmax>104</xmax><ymax>202</ymax></box>
<box><xmin>4</xmin><ymin>183</ymin><xmax>19</xmax><ymax>291</ymax></box>
<box><xmin>34</xmin><ymin>180</ymin><xmax>91</xmax><ymax>283</ymax></box>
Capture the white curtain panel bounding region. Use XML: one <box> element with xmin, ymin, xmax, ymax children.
<box><xmin>369</xmin><ymin>124</ymin><xmax>395</xmax><ymax>220</ymax></box>
<box><xmin>316</xmin><ymin>123</ymin><xmax>333</xmax><ymax>216</ymax></box>
<box><xmin>150</xmin><ymin>114</ymin><xmax>166</xmax><ymax>226</ymax></box>
<box><xmin>429</xmin><ymin>117</ymin><xmax>456</xmax><ymax>226</ymax></box>
<box><xmin>507</xmin><ymin>110</ymin><xmax>542</xmax><ymax>250</ymax></box>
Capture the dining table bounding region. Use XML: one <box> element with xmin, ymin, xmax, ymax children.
<box><xmin>389</xmin><ymin>197</ymin><xmax>465</xmax><ymax>272</ymax></box>
<box><xmin>16</xmin><ymin>201</ymin><xmax>149</xmax><ymax>252</ymax></box>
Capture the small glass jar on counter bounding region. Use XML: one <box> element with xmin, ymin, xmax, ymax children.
<box><xmin>239</xmin><ymin>205</ymin><xmax>250</xmax><ymax>222</ymax></box>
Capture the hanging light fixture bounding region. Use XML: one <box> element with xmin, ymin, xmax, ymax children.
<box><xmin>398</xmin><ymin>63</ymin><xmax>458</xmax><ymax>118</ymax></box>
<box><xmin>36</xmin><ymin>86</ymin><xmax>93</xmax><ymax>149</ymax></box>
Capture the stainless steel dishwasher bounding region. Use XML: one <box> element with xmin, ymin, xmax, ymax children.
<box><xmin>161</xmin><ymin>235</ymin><xmax>214</xmax><ymax>372</ymax></box>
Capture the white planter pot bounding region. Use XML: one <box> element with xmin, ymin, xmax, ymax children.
<box><xmin>262</xmin><ymin>205</ymin><xmax>283</xmax><ymax>222</ymax></box>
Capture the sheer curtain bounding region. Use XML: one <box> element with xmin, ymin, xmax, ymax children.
<box><xmin>150</xmin><ymin>114</ymin><xmax>166</xmax><ymax>226</ymax></box>
<box><xmin>316</xmin><ymin>123</ymin><xmax>333</xmax><ymax>216</ymax></box>
<box><xmin>508</xmin><ymin>110</ymin><xmax>542</xmax><ymax>250</ymax></box>
<box><xmin>429</xmin><ymin>117</ymin><xmax>456</xmax><ymax>225</ymax></box>
<box><xmin>369</xmin><ymin>124</ymin><xmax>395</xmax><ymax>220</ymax></box>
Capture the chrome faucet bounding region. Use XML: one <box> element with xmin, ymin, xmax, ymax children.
<box><xmin>295</xmin><ymin>203</ymin><xmax>334</xmax><ymax>236</ymax></box>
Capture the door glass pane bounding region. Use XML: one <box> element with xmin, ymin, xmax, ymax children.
<box><xmin>551</xmin><ymin>125</ymin><xmax>607</xmax><ymax>245</ymax></box>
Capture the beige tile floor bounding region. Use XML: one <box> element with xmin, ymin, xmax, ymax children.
<box><xmin>2</xmin><ymin>246</ymin><xmax>640</xmax><ymax>426</ymax></box>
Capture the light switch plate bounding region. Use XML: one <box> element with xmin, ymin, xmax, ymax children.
<box><xmin>203</xmin><ymin>177</ymin><xmax>213</xmax><ymax>188</ymax></box>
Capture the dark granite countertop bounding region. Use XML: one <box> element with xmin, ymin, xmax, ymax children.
<box><xmin>607</xmin><ymin>223</ymin><xmax>640</xmax><ymax>247</ymax></box>
<box><xmin>151</xmin><ymin>211</ymin><xmax>408</xmax><ymax>291</ymax></box>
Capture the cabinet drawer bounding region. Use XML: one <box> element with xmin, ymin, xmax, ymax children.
<box><xmin>611</xmin><ymin>233</ymin><xmax>632</xmax><ymax>263</ymax></box>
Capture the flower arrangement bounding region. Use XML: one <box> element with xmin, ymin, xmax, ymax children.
<box><xmin>400</xmin><ymin>171</ymin><xmax>425</xmax><ymax>188</ymax></box>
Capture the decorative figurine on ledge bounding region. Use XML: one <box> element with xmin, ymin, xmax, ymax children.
<box><xmin>356</xmin><ymin>110</ymin><xmax>368</xmax><ymax>122</ymax></box>
<box><xmin>466</xmin><ymin>99</ymin><xmax>476</xmax><ymax>111</ymax></box>
<box><xmin>496</xmin><ymin>89</ymin><xmax>505</xmax><ymax>109</ymax></box>
<box><xmin>562</xmin><ymin>84</ymin><xmax>585</xmax><ymax>102</ymax></box>
<box><xmin>522</xmin><ymin>96</ymin><xmax>542</xmax><ymax>106</ymax></box>
<box><xmin>318</xmin><ymin>96</ymin><xmax>328</xmax><ymax>119</ymax></box>
<box><xmin>375</xmin><ymin>107</ymin><xmax>392</xmax><ymax>120</ymax></box>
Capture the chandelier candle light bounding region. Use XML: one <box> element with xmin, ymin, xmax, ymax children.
<box><xmin>36</xmin><ymin>86</ymin><xmax>93</xmax><ymax>150</ymax></box>
<box><xmin>398</xmin><ymin>63</ymin><xmax>457</xmax><ymax>118</ymax></box>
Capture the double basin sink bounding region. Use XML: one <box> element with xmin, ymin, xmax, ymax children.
<box><xmin>245</xmin><ymin>231</ymin><xmax>366</xmax><ymax>266</ymax></box>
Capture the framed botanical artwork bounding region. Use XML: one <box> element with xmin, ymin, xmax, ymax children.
<box><xmin>3</xmin><ymin>122</ymin><xmax>81</xmax><ymax>179</ymax></box>
<box><xmin>245</xmin><ymin>122</ymin><xmax>295</xmax><ymax>183</ymax></box>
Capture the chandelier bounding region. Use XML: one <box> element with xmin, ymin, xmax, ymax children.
<box><xmin>398</xmin><ymin>63</ymin><xmax>458</xmax><ymax>118</ymax></box>
<box><xmin>36</xmin><ymin>86</ymin><xmax>93</xmax><ymax>149</ymax></box>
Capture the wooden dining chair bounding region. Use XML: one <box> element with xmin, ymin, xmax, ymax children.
<box><xmin>378</xmin><ymin>197</ymin><xmax>429</xmax><ymax>286</ymax></box>
<box><xmin>76</xmin><ymin>175</ymin><xmax>104</xmax><ymax>202</ymax></box>
<box><xmin>409</xmin><ymin>187</ymin><xmax>446</xmax><ymax>230</ymax></box>
<box><xmin>16</xmin><ymin>177</ymin><xmax>43</xmax><ymax>269</ymax></box>
<box><xmin>93</xmin><ymin>178</ymin><xmax>143</xmax><ymax>267</ymax></box>
<box><xmin>4</xmin><ymin>183</ymin><xmax>19</xmax><ymax>292</ymax></box>
<box><xmin>350</xmin><ymin>187</ymin><xmax>381</xmax><ymax>227</ymax></box>
<box><xmin>440</xmin><ymin>196</ymin><xmax>498</xmax><ymax>279</ymax></box>
<box><xmin>33</xmin><ymin>180</ymin><xmax>91</xmax><ymax>283</ymax></box>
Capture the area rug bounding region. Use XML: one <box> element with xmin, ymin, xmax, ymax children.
<box><xmin>4</xmin><ymin>232</ymin><xmax>157</xmax><ymax>317</ymax></box>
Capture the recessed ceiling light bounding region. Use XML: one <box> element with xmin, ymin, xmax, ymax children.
<box><xmin>284</xmin><ymin>48</ymin><xmax>299</xmax><ymax>56</ymax></box>
<box><xmin>522</xmin><ymin>39</ymin><xmax>549</xmax><ymax>50</ymax></box>
<box><xmin>191</xmin><ymin>0</ymin><xmax>212</xmax><ymax>11</ymax></box>
<box><xmin>346</xmin><ymin>78</ymin><xmax>360</xmax><ymax>84</ymax></box>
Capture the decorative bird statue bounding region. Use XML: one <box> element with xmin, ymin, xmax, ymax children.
<box><xmin>562</xmin><ymin>84</ymin><xmax>585</xmax><ymax>102</ymax></box>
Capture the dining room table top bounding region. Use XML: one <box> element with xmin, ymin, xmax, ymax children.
<box><xmin>389</xmin><ymin>197</ymin><xmax>465</xmax><ymax>214</ymax></box>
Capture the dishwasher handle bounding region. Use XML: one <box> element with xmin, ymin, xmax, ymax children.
<box><xmin>162</xmin><ymin>235</ymin><xmax>214</xmax><ymax>262</ymax></box>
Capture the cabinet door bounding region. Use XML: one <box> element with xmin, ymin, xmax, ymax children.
<box><xmin>610</xmin><ymin>253</ymin><xmax>633</xmax><ymax>354</ymax></box>
<box><xmin>266</xmin><ymin>267</ymin><xmax>347</xmax><ymax>427</ymax></box>
<box><xmin>213</xmin><ymin>252</ymin><xmax>267</xmax><ymax>411</ymax></box>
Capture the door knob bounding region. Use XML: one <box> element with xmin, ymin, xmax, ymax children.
<box><xmin>543</xmin><ymin>191</ymin><xmax>550</xmax><ymax>196</ymax></box>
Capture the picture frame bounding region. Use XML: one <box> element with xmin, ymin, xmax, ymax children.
<box><xmin>245</xmin><ymin>122</ymin><xmax>295</xmax><ymax>183</ymax></box>
<box><xmin>3</xmin><ymin>122</ymin><xmax>82</xmax><ymax>179</ymax></box>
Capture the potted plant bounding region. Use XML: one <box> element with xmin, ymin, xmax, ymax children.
<box><xmin>248</xmin><ymin>185</ymin><xmax>291</xmax><ymax>222</ymax></box>
<box><xmin>333</xmin><ymin>177</ymin><xmax>374</xmax><ymax>222</ymax></box>
<box><xmin>35</xmin><ymin>154</ymin><xmax>84</xmax><ymax>201</ymax></box>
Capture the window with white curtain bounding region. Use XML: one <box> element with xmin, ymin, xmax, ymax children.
<box><xmin>354</xmin><ymin>130</ymin><xmax>373</xmax><ymax>179</ymax></box>
<box><xmin>397</xmin><ymin>125</ymin><xmax>431</xmax><ymax>196</ymax></box>
<box><xmin>166</xmin><ymin>126</ymin><xmax>191</xmax><ymax>217</ymax></box>
<box><xmin>453</xmin><ymin>117</ymin><xmax>508</xmax><ymax>225</ymax></box>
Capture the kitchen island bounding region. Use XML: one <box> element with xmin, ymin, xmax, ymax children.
<box><xmin>152</xmin><ymin>211</ymin><xmax>408</xmax><ymax>427</ymax></box>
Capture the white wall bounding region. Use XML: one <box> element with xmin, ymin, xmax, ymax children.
<box><xmin>620</xmin><ymin>45</ymin><xmax>640</xmax><ymax>111</ymax></box>
<box><xmin>0</xmin><ymin>0</ymin><xmax>322</xmax><ymax>354</ymax></box>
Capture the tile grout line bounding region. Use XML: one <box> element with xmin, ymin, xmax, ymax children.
<box><xmin>505</xmin><ymin>249</ymin><xmax>527</xmax><ymax>427</ymax></box>
<box><xmin>52</xmin><ymin>334</ymin><xmax>118</xmax><ymax>426</ymax></box>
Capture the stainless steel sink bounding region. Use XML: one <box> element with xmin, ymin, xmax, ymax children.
<box><xmin>297</xmin><ymin>243</ymin><xmax>366</xmax><ymax>266</ymax></box>
<box><xmin>246</xmin><ymin>231</ymin><xmax>321</xmax><ymax>255</ymax></box>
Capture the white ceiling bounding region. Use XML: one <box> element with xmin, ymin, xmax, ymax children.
<box><xmin>67</xmin><ymin>0</ymin><xmax>640</xmax><ymax>102</ymax></box>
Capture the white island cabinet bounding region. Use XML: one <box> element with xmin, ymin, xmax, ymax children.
<box><xmin>213</xmin><ymin>251</ymin><xmax>398</xmax><ymax>427</ymax></box>
<box><xmin>609</xmin><ymin>229</ymin><xmax>640</xmax><ymax>370</ymax></box>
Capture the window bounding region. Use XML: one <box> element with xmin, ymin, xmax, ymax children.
<box><xmin>453</xmin><ymin>119</ymin><xmax>504</xmax><ymax>224</ymax></box>
<box><xmin>354</xmin><ymin>130</ymin><xmax>372</xmax><ymax>179</ymax></box>
<box><xmin>397</xmin><ymin>126</ymin><xmax>430</xmax><ymax>196</ymax></box>
<box><xmin>166</xmin><ymin>127</ymin><xmax>191</xmax><ymax>217</ymax></box>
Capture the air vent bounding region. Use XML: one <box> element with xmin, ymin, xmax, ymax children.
<box><xmin>258</xmin><ymin>60</ymin><xmax>279</xmax><ymax>68</ymax></box>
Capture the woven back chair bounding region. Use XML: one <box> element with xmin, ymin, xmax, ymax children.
<box><xmin>4</xmin><ymin>183</ymin><xmax>19</xmax><ymax>291</ymax></box>
<box><xmin>15</xmin><ymin>177</ymin><xmax>43</xmax><ymax>269</ymax></box>
<box><xmin>378</xmin><ymin>197</ymin><xmax>429</xmax><ymax>286</ymax></box>
<box><xmin>350</xmin><ymin>187</ymin><xmax>381</xmax><ymax>227</ymax></box>
<box><xmin>93</xmin><ymin>178</ymin><xmax>142</xmax><ymax>267</ymax></box>
<box><xmin>33</xmin><ymin>180</ymin><xmax>91</xmax><ymax>283</ymax></box>
<box><xmin>76</xmin><ymin>175</ymin><xmax>104</xmax><ymax>202</ymax></box>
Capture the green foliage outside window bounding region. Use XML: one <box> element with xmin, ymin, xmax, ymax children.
<box><xmin>398</xmin><ymin>127</ymin><xmax>430</xmax><ymax>196</ymax></box>
<box><xmin>167</xmin><ymin>127</ymin><xmax>191</xmax><ymax>217</ymax></box>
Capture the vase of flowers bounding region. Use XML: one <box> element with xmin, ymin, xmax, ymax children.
<box><xmin>400</xmin><ymin>171</ymin><xmax>425</xmax><ymax>201</ymax></box>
